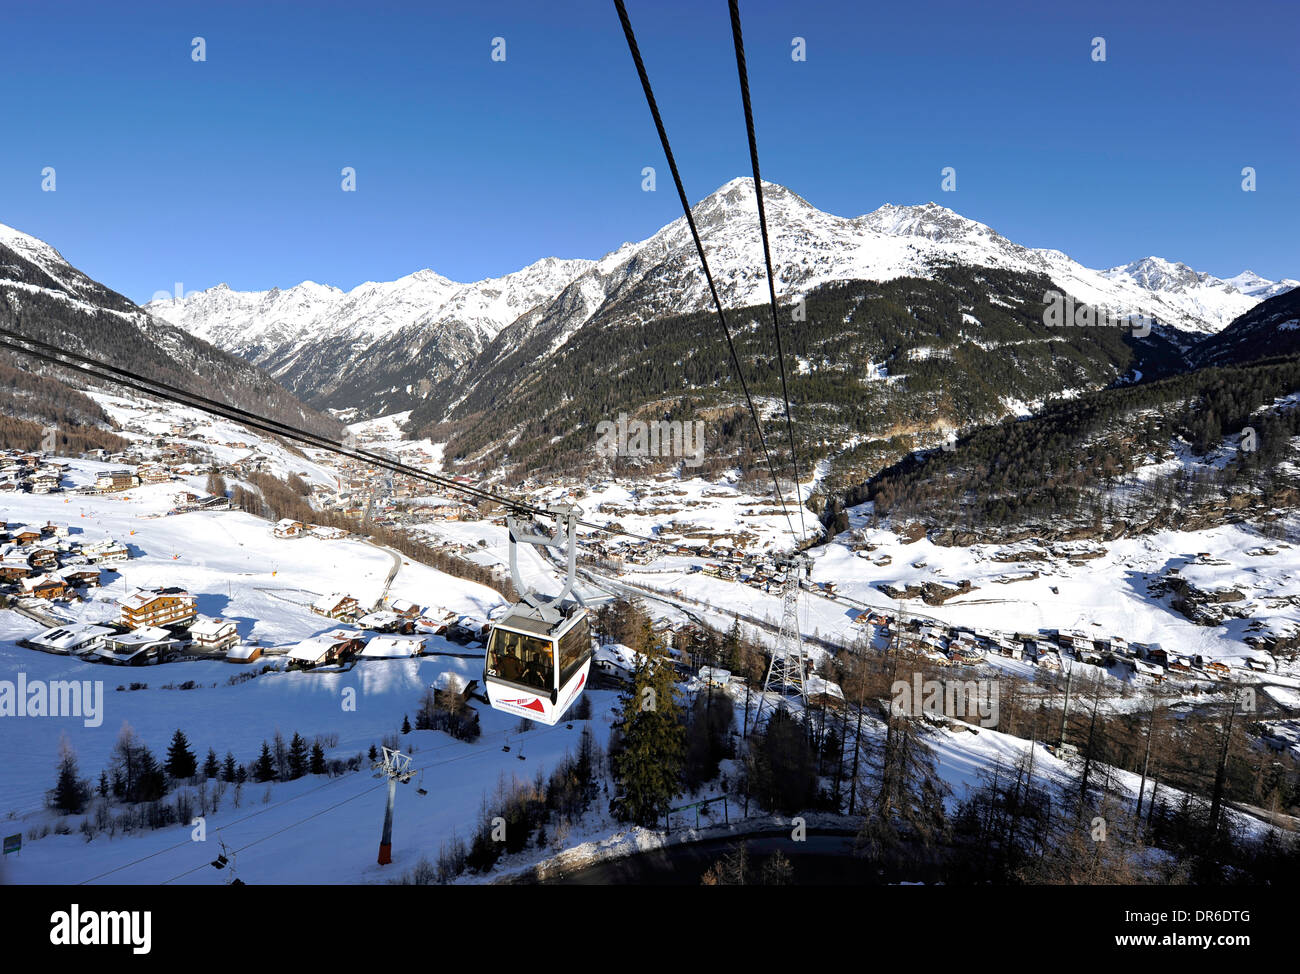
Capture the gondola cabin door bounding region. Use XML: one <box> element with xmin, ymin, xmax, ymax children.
<box><xmin>484</xmin><ymin>606</ymin><xmax>592</xmax><ymax>726</ymax></box>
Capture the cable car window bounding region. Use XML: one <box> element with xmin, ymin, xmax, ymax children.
<box><xmin>557</xmin><ymin>619</ymin><xmax>591</xmax><ymax>687</ymax></box>
<box><xmin>487</xmin><ymin>629</ymin><xmax>554</xmax><ymax>691</ymax></box>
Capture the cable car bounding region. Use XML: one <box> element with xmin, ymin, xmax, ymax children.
<box><xmin>485</xmin><ymin>602</ymin><xmax>591</xmax><ymax>725</ymax></box>
<box><xmin>483</xmin><ymin>504</ymin><xmax>593</xmax><ymax>726</ymax></box>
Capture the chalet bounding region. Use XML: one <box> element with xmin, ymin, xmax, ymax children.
<box><xmin>30</xmin><ymin>472</ymin><xmax>60</xmax><ymax>493</ymax></box>
<box><xmin>273</xmin><ymin>519</ymin><xmax>306</xmax><ymax>538</ymax></box>
<box><xmin>416</xmin><ymin>607</ymin><xmax>458</xmax><ymax>635</ymax></box>
<box><xmin>0</xmin><ymin>558</ymin><xmax>33</xmax><ymax>582</ymax></box>
<box><xmin>992</xmin><ymin>636</ymin><xmax>1024</xmax><ymax>660</ymax></box>
<box><xmin>312</xmin><ymin>592</ymin><xmax>360</xmax><ymax>621</ymax></box>
<box><xmin>1036</xmin><ymin>651</ymin><xmax>1063</xmax><ymax>672</ymax></box>
<box><xmin>95</xmin><ymin>627</ymin><xmax>180</xmax><ymax>665</ymax></box>
<box><xmin>448</xmin><ymin>617</ymin><xmax>490</xmax><ymax>644</ymax></box>
<box><xmin>119</xmin><ymin>587</ymin><xmax>198</xmax><ymax>630</ymax></box>
<box><xmin>309</xmin><ymin>525</ymin><xmax>347</xmax><ymax>540</ymax></box>
<box><xmin>95</xmin><ymin>469</ymin><xmax>139</xmax><ymax>492</ymax></box>
<box><xmin>1167</xmin><ymin>656</ymin><xmax>1194</xmax><ymax>675</ymax></box>
<box><xmin>56</xmin><ymin>566</ymin><xmax>102</xmax><ymax>589</ymax></box>
<box><xmin>1131</xmin><ymin>642</ymin><xmax>1162</xmax><ymax>662</ymax></box>
<box><xmin>12</xmin><ymin>526</ymin><xmax>43</xmax><ymax>546</ymax></box>
<box><xmin>226</xmin><ymin>643</ymin><xmax>263</xmax><ymax>663</ymax></box>
<box><xmin>949</xmin><ymin>639</ymin><xmax>986</xmax><ymax>665</ymax></box>
<box><xmin>594</xmin><ymin>642</ymin><xmax>641</xmax><ymax>682</ymax></box>
<box><xmin>389</xmin><ymin>598</ymin><xmax>422</xmax><ymax>619</ymax></box>
<box><xmin>287</xmin><ymin>635</ymin><xmax>338</xmax><ymax>666</ymax></box>
<box><xmin>26</xmin><ymin>546</ymin><xmax>59</xmax><ymax>570</ymax></box>
<box><xmin>1204</xmin><ymin>660</ymin><xmax>1232</xmax><ymax>679</ymax></box>
<box><xmin>288</xmin><ymin>629</ymin><xmax>366</xmax><ymax>667</ymax></box>
<box><xmin>355</xmin><ymin>609</ymin><xmax>410</xmax><ymax>633</ymax></box>
<box><xmin>190</xmin><ymin>616</ymin><xmax>239</xmax><ymax>653</ymax></box>
<box><xmin>25</xmin><ymin>623</ymin><xmax>115</xmax><ymax>655</ymax></box>
<box><xmin>83</xmin><ymin>540</ymin><xmax>129</xmax><ymax>563</ymax></box>
<box><xmin>22</xmin><ymin>574</ymin><xmax>67</xmax><ymax>600</ymax></box>
<box><xmin>139</xmin><ymin>465</ymin><xmax>172</xmax><ymax>484</ymax></box>
<box><xmin>1133</xmin><ymin>659</ymin><xmax>1165</xmax><ymax>683</ymax></box>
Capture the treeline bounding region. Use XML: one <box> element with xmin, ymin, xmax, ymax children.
<box><xmin>806</xmin><ymin>641</ymin><xmax>1300</xmax><ymax>882</ymax></box>
<box><xmin>0</xmin><ymin>413</ymin><xmax>128</xmax><ymax>455</ymax></box>
<box><xmin>412</xmin><ymin>266</ymin><xmax>1137</xmax><ymax>487</ymax></box>
<box><xmin>850</xmin><ymin>353</ymin><xmax>1300</xmax><ymax>535</ymax></box>
<box><xmin>43</xmin><ymin>724</ymin><xmax>367</xmax><ymax>842</ymax></box>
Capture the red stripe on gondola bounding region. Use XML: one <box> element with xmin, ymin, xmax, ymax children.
<box><xmin>503</xmin><ymin>696</ymin><xmax>546</xmax><ymax>713</ymax></box>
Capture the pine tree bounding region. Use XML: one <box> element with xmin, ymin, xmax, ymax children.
<box><xmin>165</xmin><ymin>729</ymin><xmax>197</xmax><ymax>780</ymax></box>
<box><xmin>203</xmin><ymin>747</ymin><xmax>220</xmax><ymax>781</ymax></box>
<box><xmin>368</xmin><ymin>743</ymin><xmax>379</xmax><ymax>762</ymax></box>
<box><xmin>135</xmin><ymin>746</ymin><xmax>168</xmax><ymax>802</ymax></box>
<box><xmin>401</xmin><ymin>714</ymin><xmax>412</xmax><ymax>734</ymax></box>
<box><xmin>221</xmin><ymin>751</ymin><xmax>238</xmax><ymax>783</ymax></box>
<box><xmin>610</xmin><ymin>653</ymin><xmax>685</xmax><ymax>826</ymax></box>
<box><xmin>254</xmin><ymin>741</ymin><xmax>276</xmax><ymax>782</ymax></box>
<box><xmin>288</xmin><ymin>732</ymin><xmax>309</xmax><ymax>779</ymax></box>
<box><xmin>309</xmin><ymin>741</ymin><xmax>327</xmax><ymax>775</ymax></box>
<box><xmin>49</xmin><ymin>734</ymin><xmax>91</xmax><ymax>815</ymax></box>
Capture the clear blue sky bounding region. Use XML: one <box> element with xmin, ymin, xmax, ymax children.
<box><xmin>2</xmin><ymin>0</ymin><xmax>1295</xmax><ymax>304</ymax></box>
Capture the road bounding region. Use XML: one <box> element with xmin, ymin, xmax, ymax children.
<box><xmin>528</xmin><ymin>830</ymin><xmax>937</xmax><ymax>885</ymax></box>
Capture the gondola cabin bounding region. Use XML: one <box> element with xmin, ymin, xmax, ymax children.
<box><xmin>484</xmin><ymin>604</ymin><xmax>592</xmax><ymax>726</ymax></box>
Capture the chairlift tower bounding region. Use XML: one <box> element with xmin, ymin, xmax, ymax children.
<box><xmin>372</xmin><ymin>746</ymin><xmax>415</xmax><ymax>865</ymax></box>
<box><xmin>753</xmin><ymin>554</ymin><xmax>809</xmax><ymax>730</ymax></box>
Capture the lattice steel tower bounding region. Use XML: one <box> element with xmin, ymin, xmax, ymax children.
<box><xmin>753</xmin><ymin>554</ymin><xmax>809</xmax><ymax>730</ymax></box>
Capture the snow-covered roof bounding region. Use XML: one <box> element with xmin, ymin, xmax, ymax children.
<box><xmin>360</xmin><ymin>635</ymin><xmax>425</xmax><ymax>658</ymax></box>
<box><xmin>356</xmin><ymin>610</ymin><xmax>402</xmax><ymax>629</ymax></box>
<box><xmin>190</xmin><ymin>616</ymin><xmax>236</xmax><ymax>638</ymax></box>
<box><xmin>313</xmin><ymin>592</ymin><xmax>354</xmax><ymax>613</ymax></box>
<box><xmin>29</xmin><ymin>623</ymin><xmax>114</xmax><ymax>651</ymax></box>
<box><xmin>595</xmin><ymin>642</ymin><xmax>646</xmax><ymax>672</ymax></box>
<box><xmin>288</xmin><ymin>636</ymin><xmax>337</xmax><ymax>662</ymax></box>
<box><xmin>433</xmin><ymin>671</ymin><xmax>467</xmax><ymax>692</ymax></box>
<box><xmin>226</xmin><ymin>644</ymin><xmax>261</xmax><ymax>660</ymax></box>
<box><xmin>120</xmin><ymin>586</ymin><xmax>193</xmax><ymax>609</ymax></box>
<box><xmin>805</xmin><ymin>675</ymin><xmax>844</xmax><ymax>701</ymax></box>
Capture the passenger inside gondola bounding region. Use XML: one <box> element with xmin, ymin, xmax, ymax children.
<box><xmin>488</xmin><ymin>629</ymin><xmax>553</xmax><ymax>691</ymax></box>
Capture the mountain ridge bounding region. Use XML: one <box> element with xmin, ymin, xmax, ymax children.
<box><xmin>139</xmin><ymin>179</ymin><xmax>1295</xmax><ymax>420</ymax></box>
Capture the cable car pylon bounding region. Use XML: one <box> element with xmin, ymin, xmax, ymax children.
<box><xmin>751</xmin><ymin>554</ymin><xmax>810</xmax><ymax>732</ymax></box>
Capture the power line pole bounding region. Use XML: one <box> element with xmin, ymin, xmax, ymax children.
<box><xmin>753</xmin><ymin>555</ymin><xmax>808</xmax><ymax>731</ymax></box>
<box><xmin>1057</xmin><ymin>663</ymin><xmax>1074</xmax><ymax>749</ymax></box>
<box><xmin>372</xmin><ymin>746</ymin><xmax>415</xmax><ymax>865</ymax></box>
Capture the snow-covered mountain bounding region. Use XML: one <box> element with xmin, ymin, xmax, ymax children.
<box><xmin>148</xmin><ymin>178</ymin><xmax>1294</xmax><ymax>417</ymax></box>
<box><xmin>0</xmin><ymin>220</ymin><xmax>339</xmax><ymax>438</ymax></box>
<box><xmin>146</xmin><ymin>257</ymin><xmax>595</xmax><ymax>411</ymax></box>
<box><xmin>1102</xmin><ymin>256</ymin><xmax>1299</xmax><ymax>329</ymax></box>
